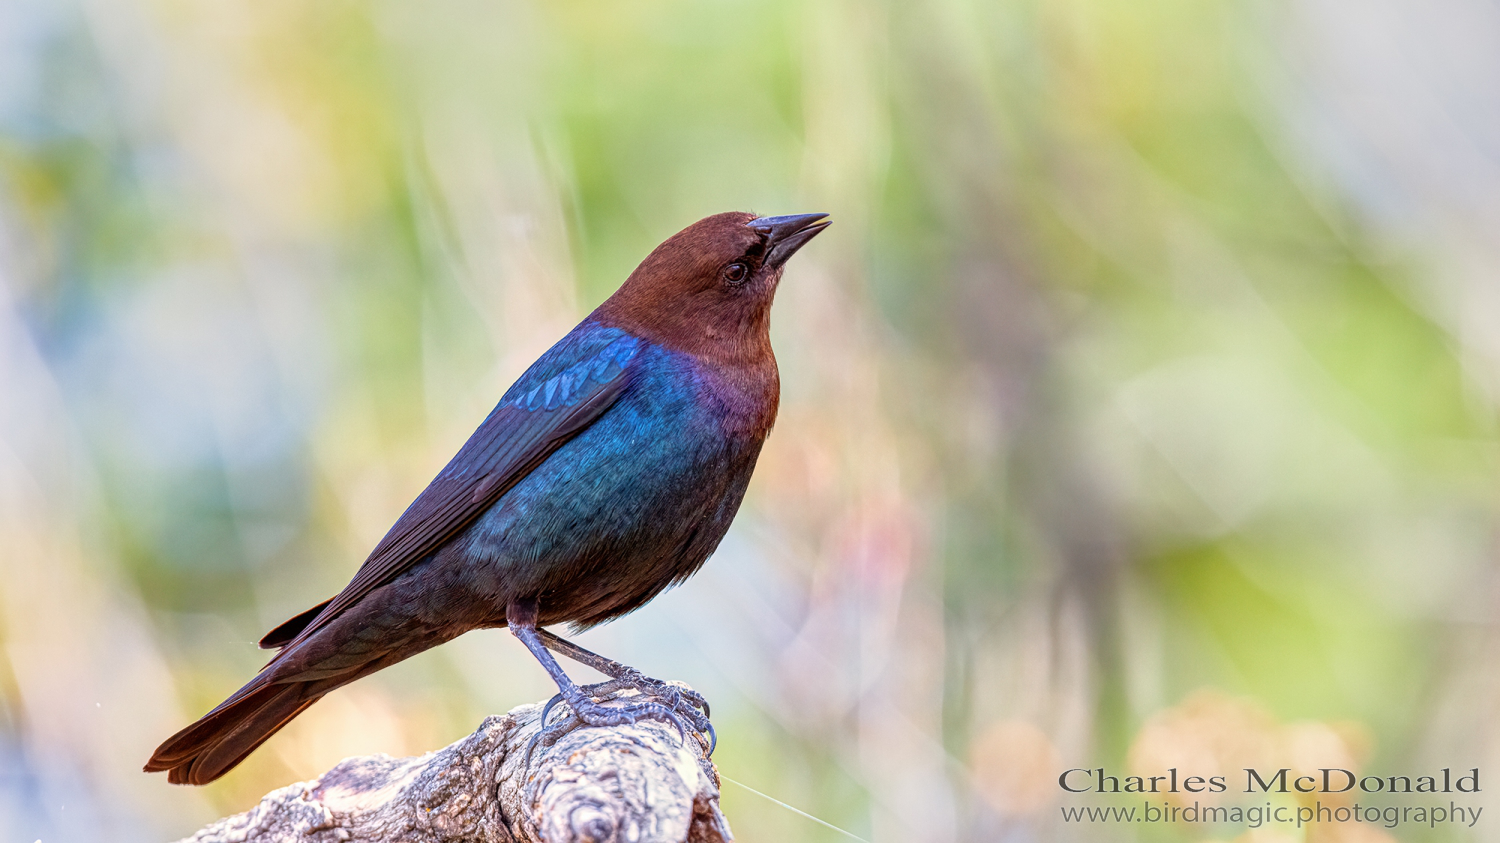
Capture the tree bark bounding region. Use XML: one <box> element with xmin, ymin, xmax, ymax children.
<box><xmin>175</xmin><ymin>695</ymin><xmax>732</xmax><ymax>843</ymax></box>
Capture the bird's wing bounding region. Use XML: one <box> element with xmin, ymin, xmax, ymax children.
<box><xmin>276</xmin><ymin>330</ymin><xmax>643</xmax><ymax>653</ymax></box>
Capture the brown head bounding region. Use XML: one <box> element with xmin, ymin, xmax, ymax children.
<box><xmin>592</xmin><ymin>211</ymin><xmax>830</xmax><ymax>368</ymax></box>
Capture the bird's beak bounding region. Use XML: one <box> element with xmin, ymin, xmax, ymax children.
<box><xmin>749</xmin><ymin>213</ymin><xmax>831</xmax><ymax>268</ymax></box>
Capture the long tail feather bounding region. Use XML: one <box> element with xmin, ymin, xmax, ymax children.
<box><xmin>258</xmin><ymin>599</ymin><xmax>333</xmax><ymax>650</ymax></box>
<box><xmin>145</xmin><ymin>679</ymin><xmax>322</xmax><ymax>785</ymax></box>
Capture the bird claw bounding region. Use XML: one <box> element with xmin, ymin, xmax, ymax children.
<box><xmin>581</xmin><ymin>674</ymin><xmax>709</xmax><ymax>722</ymax></box>
<box><xmin>578</xmin><ymin>674</ymin><xmax>713</xmax><ymax>747</ymax></box>
<box><xmin>625</xmin><ymin>670</ymin><xmax>707</xmax><ymax>704</ymax></box>
<box><xmin>537</xmin><ymin>692</ymin><xmax>566</xmax><ymax>731</ymax></box>
<box><xmin>523</xmin><ymin>678</ymin><xmax>716</xmax><ymax>763</ymax></box>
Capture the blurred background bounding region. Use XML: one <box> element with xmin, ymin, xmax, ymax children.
<box><xmin>2</xmin><ymin>0</ymin><xmax>1500</xmax><ymax>840</ymax></box>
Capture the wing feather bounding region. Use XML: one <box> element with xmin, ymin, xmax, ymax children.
<box><xmin>273</xmin><ymin>332</ymin><xmax>640</xmax><ymax>654</ymax></box>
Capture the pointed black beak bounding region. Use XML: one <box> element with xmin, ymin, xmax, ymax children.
<box><xmin>749</xmin><ymin>213</ymin><xmax>831</xmax><ymax>268</ymax></box>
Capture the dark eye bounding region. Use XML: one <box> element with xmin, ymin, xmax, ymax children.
<box><xmin>723</xmin><ymin>262</ymin><xmax>749</xmax><ymax>285</ymax></box>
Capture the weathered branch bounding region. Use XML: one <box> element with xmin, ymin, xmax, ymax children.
<box><xmin>176</xmin><ymin>693</ymin><xmax>732</xmax><ymax>843</ymax></box>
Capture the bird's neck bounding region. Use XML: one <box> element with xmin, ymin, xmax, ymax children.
<box><xmin>589</xmin><ymin>299</ymin><xmax>775</xmax><ymax>372</ymax></box>
<box><xmin>585</xmin><ymin>310</ymin><xmax>780</xmax><ymax>437</ymax></box>
<box><xmin>701</xmin><ymin>349</ymin><xmax>780</xmax><ymax>439</ymax></box>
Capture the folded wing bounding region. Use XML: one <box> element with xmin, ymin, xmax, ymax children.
<box><xmin>270</xmin><ymin>330</ymin><xmax>642</xmax><ymax>654</ymax></box>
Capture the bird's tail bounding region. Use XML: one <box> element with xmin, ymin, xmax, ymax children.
<box><xmin>144</xmin><ymin>676</ymin><xmax>322</xmax><ymax>786</ymax></box>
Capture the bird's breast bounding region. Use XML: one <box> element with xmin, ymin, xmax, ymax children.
<box><xmin>691</xmin><ymin>357</ymin><xmax>780</xmax><ymax>441</ymax></box>
<box><xmin>452</xmin><ymin>345</ymin><xmax>770</xmax><ymax>622</ymax></box>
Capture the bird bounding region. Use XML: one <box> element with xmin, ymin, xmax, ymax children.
<box><xmin>144</xmin><ymin>210</ymin><xmax>830</xmax><ymax>785</ymax></box>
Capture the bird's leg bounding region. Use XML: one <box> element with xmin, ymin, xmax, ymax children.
<box><xmin>508</xmin><ymin>598</ymin><xmax>702</xmax><ymax>752</ymax></box>
<box><xmin>538</xmin><ymin>628</ymin><xmax>711</xmax><ymax>722</ymax></box>
<box><xmin>537</xmin><ymin>628</ymin><xmax>715</xmax><ymax>753</ymax></box>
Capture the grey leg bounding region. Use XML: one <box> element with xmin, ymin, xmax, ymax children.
<box><xmin>508</xmin><ymin>599</ymin><xmax>706</xmax><ymax>752</ymax></box>
<box><xmin>539</xmin><ymin>628</ymin><xmax>711</xmax><ymax>720</ymax></box>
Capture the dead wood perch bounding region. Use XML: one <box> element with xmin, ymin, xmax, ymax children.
<box><xmin>175</xmin><ymin>693</ymin><xmax>732</xmax><ymax>843</ymax></box>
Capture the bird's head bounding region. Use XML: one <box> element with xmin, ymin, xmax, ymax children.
<box><xmin>593</xmin><ymin>211</ymin><xmax>830</xmax><ymax>365</ymax></box>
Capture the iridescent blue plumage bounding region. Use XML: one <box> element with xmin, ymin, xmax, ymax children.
<box><xmin>458</xmin><ymin>324</ymin><xmax>763</xmax><ymax>628</ymax></box>
<box><xmin>504</xmin><ymin>327</ymin><xmax>640</xmax><ymax>414</ymax></box>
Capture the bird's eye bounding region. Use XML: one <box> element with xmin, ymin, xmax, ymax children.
<box><xmin>723</xmin><ymin>262</ymin><xmax>749</xmax><ymax>285</ymax></box>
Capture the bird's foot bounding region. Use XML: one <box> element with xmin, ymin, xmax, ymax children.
<box><xmin>579</xmin><ymin>672</ymin><xmax>714</xmax><ymax>753</ymax></box>
<box><xmin>582</xmin><ymin>669</ymin><xmax>710</xmax><ymax>723</ymax></box>
<box><xmin>528</xmin><ymin>678</ymin><xmax>716</xmax><ymax>762</ymax></box>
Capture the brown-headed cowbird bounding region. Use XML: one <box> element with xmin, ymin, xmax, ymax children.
<box><xmin>145</xmin><ymin>211</ymin><xmax>830</xmax><ymax>785</ymax></box>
